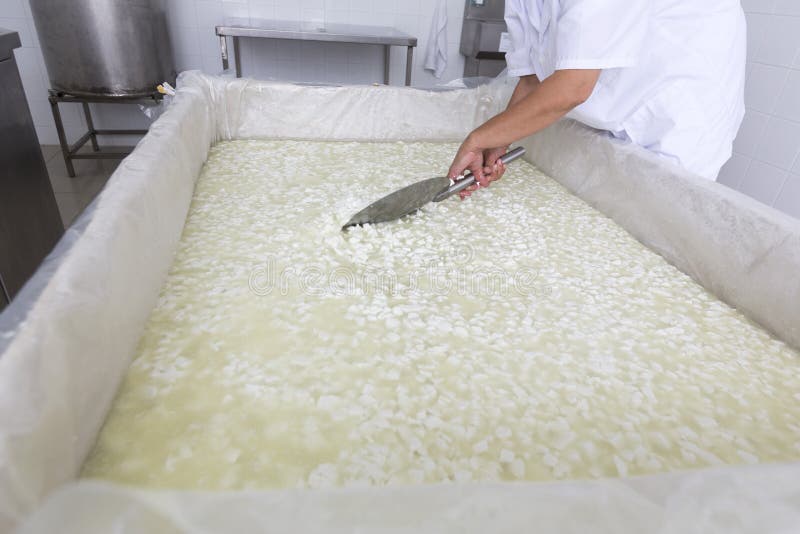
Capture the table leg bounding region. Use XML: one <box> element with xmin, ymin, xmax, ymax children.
<box><xmin>220</xmin><ymin>35</ymin><xmax>229</xmax><ymax>71</ymax></box>
<box><xmin>0</xmin><ymin>275</ymin><xmax>9</xmax><ymax>308</ymax></box>
<box><xmin>82</xmin><ymin>102</ymin><xmax>100</xmax><ymax>152</ymax></box>
<box><xmin>49</xmin><ymin>97</ymin><xmax>76</xmax><ymax>178</ymax></box>
<box><xmin>233</xmin><ymin>36</ymin><xmax>242</xmax><ymax>78</ymax></box>
<box><xmin>405</xmin><ymin>46</ymin><xmax>414</xmax><ymax>86</ymax></box>
<box><xmin>383</xmin><ymin>45</ymin><xmax>390</xmax><ymax>85</ymax></box>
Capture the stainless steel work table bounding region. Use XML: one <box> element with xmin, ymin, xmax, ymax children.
<box><xmin>215</xmin><ymin>19</ymin><xmax>418</xmax><ymax>86</ymax></box>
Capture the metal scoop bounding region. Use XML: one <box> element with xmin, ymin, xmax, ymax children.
<box><xmin>342</xmin><ymin>146</ymin><xmax>526</xmax><ymax>230</ymax></box>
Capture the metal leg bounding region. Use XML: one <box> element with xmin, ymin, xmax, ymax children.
<box><xmin>233</xmin><ymin>36</ymin><xmax>242</xmax><ymax>78</ymax></box>
<box><xmin>405</xmin><ymin>46</ymin><xmax>413</xmax><ymax>86</ymax></box>
<box><xmin>0</xmin><ymin>274</ymin><xmax>10</xmax><ymax>308</ymax></box>
<box><xmin>82</xmin><ymin>102</ymin><xmax>100</xmax><ymax>152</ymax></box>
<box><xmin>49</xmin><ymin>97</ymin><xmax>76</xmax><ymax>178</ymax></box>
<box><xmin>220</xmin><ymin>35</ymin><xmax>229</xmax><ymax>71</ymax></box>
<box><xmin>383</xmin><ymin>45</ymin><xmax>390</xmax><ymax>85</ymax></box>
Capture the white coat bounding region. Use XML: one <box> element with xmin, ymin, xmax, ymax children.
<box><xmin>504</xmin><ymin>0</ymin><xmax>746</xmax><ymax>180</ymax></box>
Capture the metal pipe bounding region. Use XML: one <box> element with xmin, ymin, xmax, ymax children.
<box><xmin>92</xmin><ymin>129</ymin><xmax>148</xmax><ymax>135</ymax></box>
<box><xmin>68</xmin><ymin>132</ymin><xmax>94</xmax><ymax>155</ymax></box>
<box><xmin>433</xmin><ymin>147</ymin><xmax>526</xmax><ymax>202</ymax></box>
<box><xmin>383</xmin><ymin>45</ymin><xmax>390</xmax><ymax>85</ymax></box>
<box><xmin>82</xmin><ymin>102</ymin><xmax>100</xmax><ymax>151</ymax></box>
<box><xmin>49</xmin><ymin>97</ymin><xmax>75</xmax><ymax>177</ymax></box>
<box><xmin>0</xmin><ymin>274</ymin><xmax>10</xmax><ymax>309</ymax></box>
<box><xmin>220</xmin><ymin>35</ymin><xmax>229</xmax><ymax>71</ymax></box>
<box><xmin>233</xmin><ymin>36</ymin><xmax>242</xmax><ymax>78</ymax></box>
<box><xmin>70</xmin><ymin>152</ymin><xmax>133</xmax><ymax>160</ymax></box>
<box><xmin>405</xmin><ymin>46</ymin><xmax>413</xmax><ymax>86</ymax></box>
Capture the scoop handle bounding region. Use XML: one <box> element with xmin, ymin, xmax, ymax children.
<box><xmin>432</xmin><ymin>146</ymin><xmax>526</xmax><ymax>203</ymax></box>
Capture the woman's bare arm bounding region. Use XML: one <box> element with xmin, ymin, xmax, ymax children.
<box><xmin>449</xmin><ymin>69</ymin><xmax>600</xmax><ymax>187</ymax></box>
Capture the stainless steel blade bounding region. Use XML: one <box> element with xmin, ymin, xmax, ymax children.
<box><xmin>342</xmin><ymin>176</ymin><xmax>452</xmax><ymax>230</ymax></box>
<box><xmin>341</xmin><ymin>146</ymin><xmax>526</xmax><ymax>231</ymax></box>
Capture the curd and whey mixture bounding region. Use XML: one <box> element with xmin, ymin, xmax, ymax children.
<box><xmin>82</xmin><ymin>140</ymin><xmax>800</xmax><ymax>489</ymax></box>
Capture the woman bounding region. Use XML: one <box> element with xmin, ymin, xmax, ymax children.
<box><xmin>449</xmin><ymin>0</ymin><xmax>746</xmax><ymax>197</ymax></box>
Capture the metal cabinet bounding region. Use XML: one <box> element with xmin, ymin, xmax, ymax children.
<box><xmin>0</xmin><ymin>29</ymin><xmax>63</xmax><ymax>311</ymax></box>
<box><xmin>460</xmin><ymin>0</ymin><xmax>508</xmax><ymax>78</ymax></box>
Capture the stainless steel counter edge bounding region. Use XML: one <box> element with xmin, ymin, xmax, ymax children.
<box><xmin>0</xmin><ymin>29</ymin><xmax>22</xmax><ymax>61</ymax></box>
<box><xmin>216</xmin><ymin>25</ymin><xmax>418</xmax><ymax>47</ymax></box>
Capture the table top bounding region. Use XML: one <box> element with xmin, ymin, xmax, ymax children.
<box><xmin>216</xmin><ymin>18</ymin><xmax>417</xmax><ymax>47</ymax></box>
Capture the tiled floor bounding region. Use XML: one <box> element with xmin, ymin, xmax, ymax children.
<box><xmin>41</xmin><ymin>145</ymin><xmax>130</xmax><ymax>226</ymax></box>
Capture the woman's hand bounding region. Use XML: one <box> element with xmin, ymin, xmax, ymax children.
<box><xmin>448</xmin><ymin>137</ymin><xmax>509</xmax><ymax>199</ymax></box>
<box><xmin>445</xmin><ymin>69</ymin><xmax>600</xmax><ymax>200</ymax></box>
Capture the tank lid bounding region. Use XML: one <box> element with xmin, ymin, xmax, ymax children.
<box><xmin>0</xmin><ymin>29</ymin><xmax>21</xmax><ymax>61</ymax></box>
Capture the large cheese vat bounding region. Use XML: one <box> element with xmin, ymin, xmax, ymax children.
<box><xmin>29</xmin><ymin>0</ymin><xmax>175</xmax><ymax>97</ymax></box>
<box><xmin>2</xmin><ymin>73</ymin><xmax>800</xmax><ymax>533</ymax></box>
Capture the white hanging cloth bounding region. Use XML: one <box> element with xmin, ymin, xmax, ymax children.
<box><xmin>424</xmin><ymin>0</ymin><xmax>448</xmax><ymax>79</ymax></box>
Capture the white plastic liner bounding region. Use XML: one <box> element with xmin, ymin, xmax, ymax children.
<box><xmin>519</xmin><ymin>120</ymin><xmax>800</xmax><ymax>352</ymax></box>
<box><xmin>1</xmin><ymin>71</ymin><xmax>799</xmax><ymax>533</ymax></box>
<box><xmin>15</xmin><ymin>463</ymin><xmax>800</xmax><ymax>533</ymax></box>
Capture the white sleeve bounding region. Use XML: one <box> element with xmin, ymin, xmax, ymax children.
<box><xmin>504</xmin><ymin>0</ymin><xmax>536</xmax><ymax>77</ymax></box>
<box><xmin>554</xmin><ymin>0</ymin><xmax>650</xmax><ymax>70</ymax></box>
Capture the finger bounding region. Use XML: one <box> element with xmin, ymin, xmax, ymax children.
<box><xmin>487</xmin><ymin>148</ymin><xmax>507</xmax><ymax>167</ymax></box>
<box><xmin>466</xmin><ymin>159</ymin><xmax>487</xmax><ymax>187</ymax></box>
<box><xmin>495</xmin><ymin>162</ymin><xmax>506</xmax><ymax>180</ymax></box>
<box><xmin>486</xmin><ymin>161</ymin><xmax>505</xmax><ymax>180</ymax></box>
<box><xmin>485</xmin><ymin>163</ymin><xmax>499</xmax><ymax>183</ymax></box>
<box><xmin>448</xmin><ymin>162</ymin><xmax>466</xmax><ymax>180</ymax></box>
<box><xmin>487</xmin><ymin>163</ymin><xmax>499</xmax><ymax>182</ymax></box>
<box><xmin>461</xmin><ymin>183</ymin><xmax>480</xmax><ymax>198</ymax></box>
<box><xmin>448</xmin><ymin>153</ymin><xmax>472</xmax><ymax>179</ymax></box>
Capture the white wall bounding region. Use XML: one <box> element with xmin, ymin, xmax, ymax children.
<box><xmin>717</xmin><ymin>1</ymin><xmax>800</xmax><ymax>219</ymax></box>
<box><xmin>1</xmin><ymin>0</ymin><xmax>467</xmax><ymax>145</ymax></box>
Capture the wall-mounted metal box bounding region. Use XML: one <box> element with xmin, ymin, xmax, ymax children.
<box><xmin>459</xmin><ymin>0</ymin><xmax>507</xmax><ymax>78</ymax></box>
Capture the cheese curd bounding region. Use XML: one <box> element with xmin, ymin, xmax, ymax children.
<box><xmin>81</xmin><ymin>140</ymin><xmax>800</xmax><ymax>490</ymax></box>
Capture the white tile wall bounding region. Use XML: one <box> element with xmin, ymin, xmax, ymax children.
<box><xmin>1</xmin><ymin>0</ymin><xmax>468</xmax><ymax>147</ymax></box>
<box><xmin>775</xmin><ymin>173</ymin><xmax>800</xmax><ymax>218</ymax></box>
<box><xmin>745</xmin><ymin>62</ymin><xmax>789</xmax><ymax>114</ymax></box>
<box><xmin>732</xmin><ymin>110</ymin><xmax>769</xmax><ymax>157</ymax></box>
<box><xmin>717</xmin><ymin>153</ymin><xmax>750</xmax><ymax>189</ymax></box>
<box><xmin>738</xmin><ymin>160</ymin><xmax>788</xmax><ymax>205</ymax></box>
<box><xmin>718</xmin><ymin>3</ymin><xmax>800</xmax><ymax>219</ymax></box>
<box><xmin>754</xmin><ymin>117</ymin><xmax>800</xmax><ymax>170</ymax></box>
